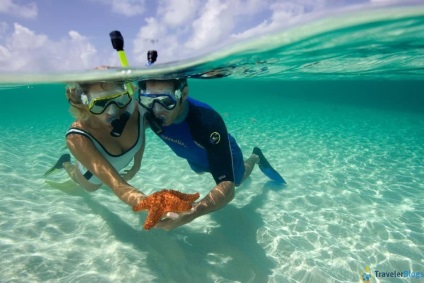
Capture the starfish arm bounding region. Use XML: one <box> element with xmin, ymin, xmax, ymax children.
<box><xmin>164</xmin><ymin>198</ymin><xmax>192</xmax><ymax>212</ymax></box>
<box><xmin>133</xmin><ymin>189</ymin><xmax>201</xmax><ymax>230</ymax></box>
<box><xmin>133</xmin><ymin>190</ymin><xmax>163</xmax><ymax>212</ymax></box>
<box><xmin>168</xmin><ymin>190</ymin><xmax>200</xmax><ymax>202</ymax></box>
<box><xmin>144</xmin><ymin>207</ymin><xmax>164</xmax><ymax>230</ymax></box>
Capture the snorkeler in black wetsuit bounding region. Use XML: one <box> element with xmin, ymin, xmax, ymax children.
<box><xmin>137</xmin><ymin>78</ymin><xmax>285</xmax><ymax>230</ymax></box>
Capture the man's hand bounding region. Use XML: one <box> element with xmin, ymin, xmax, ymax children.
<box><xmin>154</xmin><ymin>203</ymin><xmax>199</xmax><ymax>231</ymax></box>
<box><xmin>155</xmin><ymin>181</ymin><xmax>235</xmax><ymax>230</ymax></box>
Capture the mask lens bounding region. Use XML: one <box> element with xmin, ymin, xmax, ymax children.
<box><xmin>157</xmin><ymin>96</ymin><xmax>176</xmax><ymax>108</ymax></box>
<box><xmin>89</xmin><ymin>92</ymin><xmax>131</xmax><ymax>114</ymax></box>
<box><xmin>139</xmin><ymin>93</ymin><xmax>177</xmax><ymax>110</ymax></box>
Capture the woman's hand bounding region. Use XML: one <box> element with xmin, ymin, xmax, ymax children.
<box><xmin>121</xmin><ymin>166</ymin><xmax>139</xmax><ymax>181</ymax></box>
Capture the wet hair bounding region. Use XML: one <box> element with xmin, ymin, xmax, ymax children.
<box><xmin>137</xmin><ymin>78</ymin><xmax>187</xmax><ymax>93</ymax></box>
<box><xmin>65</xmin><ymin>81</ymin><xmax>126</xmax><ymax>120</ymax></box>
<box><xmin>65</xmin><ymin>85</ymin><xmax>88</xmax><ymax>120</ymax></box>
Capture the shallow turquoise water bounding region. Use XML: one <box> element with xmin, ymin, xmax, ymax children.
<box><xmin>1</xmin><ymin>5</ymin><xmax>424</xmax><ymax>283</ymax></box>
<box><xmin>1</xmin><ymin>80</ymin><xmax>423</xmax><ymax>282</ymax></box>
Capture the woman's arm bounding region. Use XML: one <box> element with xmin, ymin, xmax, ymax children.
<box><xmin>66</xmin><ymin>134</ymin><xmax>145</xmax><ymax>207</ymax></box>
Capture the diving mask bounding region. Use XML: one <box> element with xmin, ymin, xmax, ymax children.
<box><xmin>138</xmin><ymin>90</ymin><xmax>181</xmax><ymax>111</ymax></box>
<box><xmin>82</xmin><ymin>91</ymin><xmax>132</xmax><ymax>115</ymax></box>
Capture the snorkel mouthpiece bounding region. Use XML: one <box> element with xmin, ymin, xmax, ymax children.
<box><xmin>109</xmin><ymin>100</ymin><xmax>134</xmax><ymax>137</ymax></box>
<box><xmin>110</xmin><ymin>112</ymin><xmax>131</xmax><ymax>137</ymax></box>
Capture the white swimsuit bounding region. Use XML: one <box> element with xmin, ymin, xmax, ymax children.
<box><xmin>66</xmin><ymin>108</ymin><xmax>144</xmax><ymax>185</ymax></box>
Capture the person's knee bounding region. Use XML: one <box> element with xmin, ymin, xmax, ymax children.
<box><xmin>71</xmin><ymin>168</ymin><xmax>102</xmax><ymax>192</ymax></box>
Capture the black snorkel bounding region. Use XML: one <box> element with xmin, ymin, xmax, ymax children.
<box><xmin>144</xmin><ymin>110</ymin><xmax>164</xmax><ymax>135</ymax></box>
<box><xmin>109</xmin><ymin>30</ymin><xmax>134</xmax><ymax>137</ymax></box>
<box><xmin>136</xmin><ymin>80</ymin><xmax>168</xmax><ymax>135</ymax></box>
<box><xmin>109</xmin><ymin>106</ymin><xmax>132</xmax><ymax>137</ymax></box>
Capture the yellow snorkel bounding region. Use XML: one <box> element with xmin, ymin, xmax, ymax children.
<box><xmin>107</xmin><ymin>30</ymin><xmax>134</xmax><ymax>137</ymax></box>
<box><xmin>109</xmin><ymin>30</ymin><xmax>133</xmax><ymax>95</ymax></box>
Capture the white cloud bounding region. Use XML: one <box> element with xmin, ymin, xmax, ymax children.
<box><xmin>131</xmin><ymin>1</ymin><xmax>203</xmax><ymax>65</ymax></box>
<box><xmin>0</xmin><ymin>24</ymin><xmax>46</xmax><ymax>71</ymax></box>
<box><xmin>0</xmin><ymin>24</ymin><xmax>100</xmax><ymax>72</ymax></box>
<box><xmin>180</xmin><ymin>0</ymin><xmax>299</xmax><ymax>52</ymax></box>
<box><xmin>132</xmin><ymin>0</ymin><xmax>243</xmax><ymax>64</ymax></box>
<box><xmin>185</xmin><ymin>0</ymin><xmax>234</xmax><ymax>50</ymax></box>
<box><xmin>132</xmin><ymin>17</ymin><xmax>180</xmax><ymax>65</ymax></box>
<box><xmin>0</xmin><ymin>22</ymin><xmax>9</xmax><ymax>38</ymax></box>
<box><xmin>157</xmin><ymin>0</ymin><xmax>199</xmax><ymax>27</ymax></box>
<box><xmin>231</xmin><ymin>20</ymin><xmax>270</xmax><ymax>40</ymax></box>
<box><xmin>232</xmin><ymin>1</ymin><xmax>328</xmax><ymax>40</ymax></box>
<box><xmin>0</xmin><ymin>44</ymin><xmax>12</xmax><ymax>64</ymax></box>
<box><xmin>112</xmin><ymin>0</ymin><xmax>145</xmax><ymax>16</ymax></box>
<box><xmin>63</xmin><ymin>31</ymin><xmax>100</xmax><ymax>70</ymax></box>
<box><xmin>0</xmin><ymin>0</ymin><xmax>37</xmax><ymax>19</ymax></box>
<box><xmin>95</xmin><ymin>0</ymin><xmax>146</xmax><ymax>16</ymax></box>
<box><xmin>135</xmin><ymin>17</ymin><xmax>165</xmax><ymax>45</ymax></box>
<box><xmin>10</xmin><ymin>23</ymin><xmax>47</xmax><ymax>48</ymax></box>
<box><xmin>129</xmin><ymin>0</ymin><xmax>337</xmax><ymax>65</ymax></box>
<box><xmin>0</xmin><ymin>0</ymin><xmax>381</xmax><ymax>73</ymax></box>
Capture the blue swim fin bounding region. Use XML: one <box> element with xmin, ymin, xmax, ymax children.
<box><xmin>253</xmin><ymin>147</ymin><xmax>286</xmax><ymax>184</ymax></box>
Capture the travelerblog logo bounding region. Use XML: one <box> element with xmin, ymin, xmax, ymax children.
<box><xmin>360</xmin><ymin>266</ymin><xmax>424</xmax><ymax>282</ymax></box>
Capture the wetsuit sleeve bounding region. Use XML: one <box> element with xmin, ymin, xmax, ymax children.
<box><xmin>188</xmin><ymin>107</ymin><xmax>235</xmax><ymax>184</ymax></box>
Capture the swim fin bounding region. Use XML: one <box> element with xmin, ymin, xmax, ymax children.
<box><xmin>253</xmin><ymin>147</ymin><xmax>286</xmax><ymax>184</ymax></box>
<box><xmin>43</xmin><ymin>154</ymin><xmax>71</xmax><ymax>177</ymax></box>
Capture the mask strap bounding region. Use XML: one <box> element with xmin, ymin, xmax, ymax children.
<box><xmin>81</xmin><ymin>94</ymin><xmax>89</xmax><ymax>105</ymax></box>
<box><xmin>174</xmin><ymin>89</ymin><xmax>182</xmax><ymax>100</ymax></box>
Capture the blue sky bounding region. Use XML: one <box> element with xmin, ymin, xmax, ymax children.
<box><xmin>0</xmin><ymin>0</ymin><xmax>406</xmax><ymax>72</ymax></box>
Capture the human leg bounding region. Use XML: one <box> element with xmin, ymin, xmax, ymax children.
<box><xmin>239</xmin><ymin>154</ymin><xmax>259</xmax><ymax>185</ymax></box>
<box><xmin>63</xmin><ymin>162</ymin><xmax>101</xmax><ymax>192</ymax></box>
<box><xmin>45</xmin><ymin>154</ymin><xmax>100</xmax><ymax>191</ymax></box>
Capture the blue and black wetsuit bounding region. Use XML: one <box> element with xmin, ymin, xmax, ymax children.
<box><xmin>156</xmin><ymin>97</ymin><xmax>245</xmax><ymax>185</ymax></box>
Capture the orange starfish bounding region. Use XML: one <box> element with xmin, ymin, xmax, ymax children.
<box><xmin>133</xmin><ymin>189</ymin><xmax>200</xmax><ymax>230</ymax></box>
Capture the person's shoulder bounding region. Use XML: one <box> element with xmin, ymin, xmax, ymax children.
<box><xmin>67</xmin><ymin>120</ymin><xmax>95</xmax><ymax>138</ymax></box>
<box><xmin>187</xmin><ymin>98</ymin><xmax>224</xmax><ymax>128</ymax></box>
<box><xmin>188</xmin><ymin>97</ymin><xmax>212</xmax><ymax>109</ymax></box>
<box><xmin>186</xmin><ymin>99</ymin><xmax>228</xmax><ymax>145</ymax></box>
